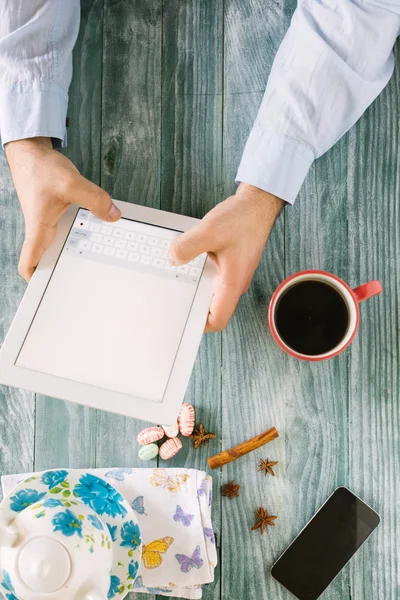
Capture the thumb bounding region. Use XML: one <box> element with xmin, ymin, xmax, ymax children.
<box><xmin>70</xmin><ymin>175</ymin><xmax>121</xmax><ymax>222</ymax></box>
<box><xmin>169</xmin><ymin>223</ymin><xmax>211</xmax><ymax>265</ymax></box>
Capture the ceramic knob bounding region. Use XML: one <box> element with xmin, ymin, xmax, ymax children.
<box><xmin>0</xmin><ymin>509</ymin><xmax>18</xmax><ymax>547</ymax></box>
<box><xmin>18</xmin><ymin>537</ymin><xmax>71</xmax><ymax>593</ymax></box>
<box><xmin>0</xmin><ymin>524</ymin><xmax>18</xmax><ymax>548</ymax></box>
<box><xmin>84</xmin><ymin>590</ymin><xmax>108</xmax><ymax>600</ymax></box>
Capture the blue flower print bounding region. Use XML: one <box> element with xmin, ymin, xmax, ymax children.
<box><xmin>107</xmin><ymin>523</ymin><xmax>117</xmax><ymax>542</ymax></box>
<box><xmin>120</xmin><ymin>521</ymin><xmax>141</xmax><ymax>550</ymax></box>
<box><xmin>1</xmin><ymin>570</ymin><xmax>19</xmax><ymax>600</ymax></box>
<box><xmin>108</xmin><ymin>575</ymin><xmax>121</xmax><ymax>599</ymax></box>
<box><xmin>88</xmin><ymin>514</ymin><xmax>104</xmax><ymax>530</ymax></box>
<box><xmin>10</xmin><ymin>489</ymin><xmax>46</xmax><ymax>512</ymax></box>
<box><xmin>128</xmin><ymin>560</ymin><xmax>139</xmax><ymax>580</ymax></box>
<box><xmin>43</xmin><ymin>498</ymin><xmax>63</xmax><ymax>508</ymax></box>
<box><xmin>41</xmin><ymin>470</ymin><xmax>68</xmax><ymax>490</ymax></box>
<box><xmin>52</xmin><ymin>509</ymin><xmax>83</xmax><ymax>538</ymax></box>
<box><xmin>2</xmin><ymin>571</ymin><xmax>14</xmax><ymax>592</ymax></box>
<box><xmin>74</xmin><ymin>474</ymin><xmax>127</xmax><ymax>518</ymax></box>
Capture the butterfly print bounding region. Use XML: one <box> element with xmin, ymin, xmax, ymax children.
<box><xmin>204</xmin><ymin>527</ymin><xmax>215</xmax><ymax>545</ymax></box>
<box><xmin>131</xmin><ymin>495</ymin><xmax>147</xmax><ymax>516</ymax></box>
<box><xmin>133</xmin><ymin>576</ymin><xmax>176</xmax><ymax>594</ymax></box>
<box><xmin>104</xmin><ymin>468</ymin><xmax>133</xmax><ymax>482</ymax></box>
<box><xmin>173</xmin><ymin>505</ymin><xmax>194</xmax><ymax>527</ymax></box>
<box><xmin>197</xmin><ymin>479</ymin><xmax>206</xmax><ymax>497</ymax></box>
<box><xmin>150</xmin><ymin>468</ymin><xmax>190</xmax><ymax>493</ymax></box>
<box><xmin>142</xmin><ymin>537</ymin><xmax>174</xmax><ymax>569</ymax></box>
<box><xmin>175</xmin><ymin>545</ymin><xmax>203</xmax><ymax>573</ymax></box>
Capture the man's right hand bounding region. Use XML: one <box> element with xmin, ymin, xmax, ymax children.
<box><xmin>5</xmin><ymin>137</ymin><xmax>121</xmax><ymax>281</ymax></box>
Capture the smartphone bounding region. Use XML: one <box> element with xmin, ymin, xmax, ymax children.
<box><xmin>271</xmin><ymin>486</ymin><xmax>380</xmax><ymax>599</ymax></box>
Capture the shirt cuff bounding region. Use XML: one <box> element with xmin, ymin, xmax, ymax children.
<box><xmin>0</xmin><ymin>80</ymin><xmax>68</xmax><ymax>149</ymax></box>
<box><xmin>236</xmin><ymin>126</ymin><xmax>315</xmax><ymax>205</ymax></box>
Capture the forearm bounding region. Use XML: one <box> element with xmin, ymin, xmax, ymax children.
<box><xmin>5</xmin><ymin>138</ymin><xmax>54</xmax><ymax>187</ymax></box>
<box><xmin>0</xmin><ymin>0</ymin><xmax>81</xmax><ymax>148</ymax></box>
<box><xmin>237</xmin><ymin>0</ymin><xmax>400</xmax><ymax>204</ymax></box>
<box><xmin>236</xmin><ymin>183</ymin><xmax>284</xmax><ymax>232</ymax></box>
<box><xmin>6</xmin><ymin>137</ymin><xmax>53</xmax><ymax>159</ymax></box>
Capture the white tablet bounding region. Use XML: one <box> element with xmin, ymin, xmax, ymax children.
<box><xmin>0</xmin><ymin>200</ymin><xmax>215</xmax><ymax>423</ymax></box>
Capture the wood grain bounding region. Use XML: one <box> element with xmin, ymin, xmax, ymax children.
<box><xmin>96</xmin><ymin>0</ymin><xmax>162</xmax><ymax>475</ymax></box>
<box><xmin>0</xmin><ymin>2</ymin><xmax>398</xmax><ymax>600</ymax></box>
<box><xmin>34</xmin><ymin>0</ymin><xmax>103</xmax><ymax>472</ymax></box>
<box><xmin>0</xmin><ymin>151</ymin><xmax>35</xmax><ymax>492</ymax></box>
<box><xmin>283</xmin><ymin>136</ymin><xmax>351</xmax><ymax>600</ymax></box>
<box><xmin>222</xmin><ymin>1</ymin><xmax>289</xmax><ymax>598</ymax></box>
<box><xmin>159</xmin><ymin>2</ymin><xmax>223</xmax><ymax>598</ymax></box>
<box><xmin>0</xmin><ymin>0</ymin><xmax>52</xmax><ymax>485</ymax></box>
<box><xmin>208</xmin><ymin>427</ymin><xmax>279</xmax><ymax>469</ymax></box>
<box><xmin>99</xmin><ymin>3</ymin><xmax>162</xmax><ymax>597</ymax></box>
<box><xmin>101</xmin><ymin>0</ymin><xmax>162</xmax><ymax>207</ymax></box>
<box><xmin>347</xmin><ymin>42</ymin><xmax>400</xmax><ymax>600</ymax></box>
<box><xmin>282</xmin><ymin>35</ymin><xmax>352</xmax><ymax>599</ymax></box>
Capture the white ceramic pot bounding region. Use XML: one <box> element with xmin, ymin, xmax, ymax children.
<box><xmin>0</xmin><ymin>470</ymin><xmax>142</xmax><ymax>600</ymax></box>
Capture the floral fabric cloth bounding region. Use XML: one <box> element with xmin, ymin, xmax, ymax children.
<box><xmin>2</xmin><ymin>468</ymin><xmax>217</xmax><ymax>600</ymax></box>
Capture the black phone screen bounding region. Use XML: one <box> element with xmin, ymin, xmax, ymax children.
<box><xmin>271</xmin><ymin>487</ymin><xmax>380</xmax><ymax>599</ymax></box>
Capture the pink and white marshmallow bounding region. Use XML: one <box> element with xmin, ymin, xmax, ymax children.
<box><xmin>137</xmin><ymin>426</ymin><xmax>165</xmax><ymax>446</ymax></box>
<box><xmin>159</xmin><ymin>437</ymin><xmax>182</xmax><ymax>460</ymax></box>
<box><xmin>178</xmin><ymin>403</ymin><xmax>195</xmax><ymax>436</ymax></box>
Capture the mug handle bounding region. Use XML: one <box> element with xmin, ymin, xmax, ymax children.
<box><xmin>352</xmin><ymin>280</ymin><xmax>383</xmax><ymax>303</ymax></box>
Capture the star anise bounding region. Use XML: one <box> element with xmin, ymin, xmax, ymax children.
<box><xmin>221</xmin><ymin>480</ymin><xmax>240</xmax><ymax>499</ymax></box>
<box><xmin>251</xmin><ymin>507</ymin><xmax>277</xmax><ymax>534</ymax></box>
<box><xmin>258</xmin><ymin>458</ymin><xmax>278</xmax><ymax>477</ymax></box>
<box><xmin>190</xmin><ymin>423</ymin><xmax>216</xmax><ymax>449</ymax></box>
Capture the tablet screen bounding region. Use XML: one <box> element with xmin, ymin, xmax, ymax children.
<box><xmin>16</xmin><ymin>209</ymin><xmax>206</xmax><ymax>402</ymax></box>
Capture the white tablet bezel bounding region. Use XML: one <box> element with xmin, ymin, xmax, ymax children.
<box><xmin>0</xmin><ymin>200</ymin><xmax>216</xmax><ymax>423</ymax></box>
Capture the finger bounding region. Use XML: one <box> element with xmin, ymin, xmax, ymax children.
<box><xmin>205</xmin><ymin>278</ymin><xmax>242</xmax><ymax>332</ymax></box>
<box><xmin>18</xmin><ymin>223</ymin><xmax>57</xmax><ymax>281</ymax></box>
<box><xmin>169</xmin><ymin>223</ymin><xmax>212</xmax><ymax>266</ymax></box>
<box><xmin>69</xmin><ymin>176</ymin><xmax>121</xmax><ymax>222</ymax></box>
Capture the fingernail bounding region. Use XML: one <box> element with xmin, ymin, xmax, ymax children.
<box><xmin>168</xmin><ymin>252</ymin><xmax>177</xmax><ymax>266</ymax></box>
<box><xmin>108</xmin><ymin>204</ymin><xmax>120</xmax><ymax>219</ymax></box>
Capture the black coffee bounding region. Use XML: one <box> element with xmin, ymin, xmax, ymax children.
<box><xmin>274</xmin><ymin>280</ymin><xmax>349</xmax><ymax>356</ymax></box>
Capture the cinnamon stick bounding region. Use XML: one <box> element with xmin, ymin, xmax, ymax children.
<box><xmin>207</xmin><ymin>427</ymin><xmax>279</xmax><ymax>470</ymax></box>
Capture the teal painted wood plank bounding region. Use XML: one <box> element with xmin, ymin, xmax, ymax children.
<box><xmin>34</xmin><ymin>0</ymin><xmax>103</xmax><ymax>471</ymax></box>
<box><xmin>347</xmin><ymin>43</ymin><xmax>400</xmax><ymax>600</ymax></box>
<box><xmin>99</xmin><ymin>2</ymin><xmax>163</xmax><ymax>597</ymax></box>
<box><xmin>160</xmin><ymin>2</ymin><xmax>223</xmax><ymax>599</ymax></box>
<box><xmin>224</xmin><ymin>0</ymin><xmax>296</xmax><ymax>95</ymax></box>
<box><xmin>0</xmin><ymin>152</ymin><xmax>35</xmax><ymax>492</ymax></box>
<box><xmin>221</xmin><ymin>1</ymin><xmax>290</xmax><ymax>598</ymax></box>
<box><xmin>101</xmin><ymin>0</ymin><xmax>162</xmax><ymax>207</ymax></box>
<box><xmin>222</xmin><ymin>92</ymin><xmax>286</xmax><ymax>600</ymax></box>
<box><xmin>1</xmin><ymin>3</ymin><xmax>398</xmax><ymax>600</ymax></box>
<box><xmin>284</xmin><ymin>141</ymin><xmax>351</xmax><ymax>600</ymax></box>
<box><xmin>96</xmin><ymin>0</ymin><xmax>162</xmax><ymax>458</ymax></box>
<box><xmin>283</xmin><ymin>39</ymin><xmax>352</xmax><ymax>599</ymax></box>
<box><xmin>269</xmin><ymin>4</ymin><xmax>352</xmax><ymax>597</ymax></box>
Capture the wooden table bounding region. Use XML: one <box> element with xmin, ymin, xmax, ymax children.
<box><xmin>1</xmin><ymin>1</ymin><xmax>399</xmax><ymax>599</ymax></box>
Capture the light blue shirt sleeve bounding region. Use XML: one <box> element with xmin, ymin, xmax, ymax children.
<box><xmin>237</xmin><ymin>0</ymin><xmax>400</xmax><ymax>204</ymax></box>
<box><xmin>0</xmin><ymin>0</ymin><xmax>80</xmax><ymax>148</ymax></box>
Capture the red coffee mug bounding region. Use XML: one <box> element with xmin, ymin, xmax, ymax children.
<box><xmin>268</xmin><ymin>270</ymin><xmax>383</xmax><ymax>361</ymax></box>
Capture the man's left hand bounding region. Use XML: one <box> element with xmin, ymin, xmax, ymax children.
<box><xmin>169</xmin><ymin>183</ymin><xmax>284</xmax><ymax>332</ymax></box>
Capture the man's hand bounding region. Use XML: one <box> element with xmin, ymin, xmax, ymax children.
<box><xmin>169</xmin><ymin>183</ymin><xmax>284</xmax><ymax>332</ymax></box>
<box><xmin>5</xmin><ymin>137</ymin><xmax>121</xmax><ymax>281</ymax></box>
